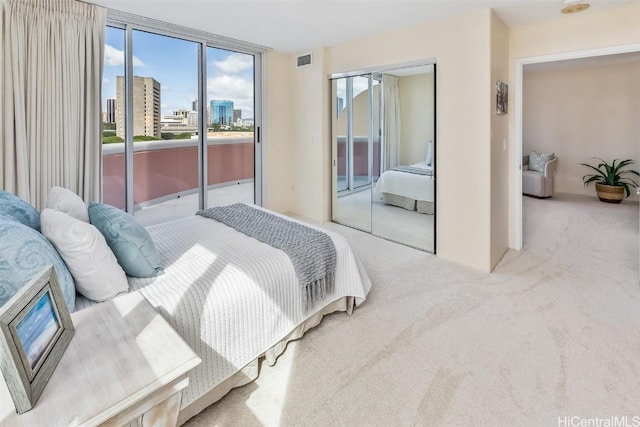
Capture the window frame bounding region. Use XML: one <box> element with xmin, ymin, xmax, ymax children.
<box><xmin>105</xmin><ymin>10</ymin><xmax>266</xmax><ymax>213</ymax></box>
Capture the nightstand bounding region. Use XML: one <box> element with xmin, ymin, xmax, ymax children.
<box><xmin>0</xmin><ymin>292</ymin><xmax>201</xmax><ymax>426</ymax></box>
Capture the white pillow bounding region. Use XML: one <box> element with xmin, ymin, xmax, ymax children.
<box><xmin>46</xmin><ymin>186</ymin><xmax>89</xmax><ymax>222</ymax></box>
<box><xmin>425</xmin><ymin>141</ymin><xmax>433</xmax><ymax>166</ymax></box>
<box><xmin>40</xmin><ymin>208</ymin><xmax>129</xmax><ymax>302</ymax></box>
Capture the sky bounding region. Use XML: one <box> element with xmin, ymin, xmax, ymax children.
<box><xmin>102</xmin><ymin>27</ymin><xmax>255</xmax><ymax>120</ymax></box>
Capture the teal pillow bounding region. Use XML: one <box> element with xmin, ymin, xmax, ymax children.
<box><xmin>0</xmin><ymin>190</ymin><xmax>40</xmax><ymax>231</ymax></box>
<box><xmin>0</xmin><ymin>215</ymin><xmax>75</xmax><ymax>311</ymax></box>
<box><xmin>88</xmin><ymin>202</ymin><xmax>163</xmax><ymax>278</ymax></box>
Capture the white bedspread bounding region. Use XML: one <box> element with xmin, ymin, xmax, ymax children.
<box><xmin>373</xmin><ymin>162</ymin><xmax>434</xmax><ymax>202</ymax></box>
<box><xmin>126</xmin><ymin>214</ymin><xmax>371</xmax><ymax>408</ymax></box>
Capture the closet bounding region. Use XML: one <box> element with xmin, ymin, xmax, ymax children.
<box><xmin>330</xmin><ymin>63</ymin><xmax>436</xmax><ymax>252</ymax></box>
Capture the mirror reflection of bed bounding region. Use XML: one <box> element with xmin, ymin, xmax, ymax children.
<box><xmin>331</xmin><ymin>64</ymin><xmax>435</xmax><ymax>253</ymax></box>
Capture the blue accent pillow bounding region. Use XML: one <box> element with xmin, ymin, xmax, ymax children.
<box><xmin>0</xmin><ymin>190</ymin><xmax>40</xmax><ymax>231</ymax></box>
<box><xmin>88</xmin><ymin>202</ymin><xmax>163</xmax><ymax>278</ymax></box>
<box><xmin>0</xmin><ymin>215</ymin><xmax>75</xmax><ymax>311</ymax></box>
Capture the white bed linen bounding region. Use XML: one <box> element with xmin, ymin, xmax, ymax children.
<box><xmin>373</xmin><ymin>162</ymin><xmax>434</xmax><ymax>202</ymax></box>
<box><xmin>120</xmin><ymin>214</ymin><xmax>371</xmax><ymax>410</ymax></box>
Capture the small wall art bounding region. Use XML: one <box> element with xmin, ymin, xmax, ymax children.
<box><xmin>496</xmin><ymin>81</ymin><xmax>508</xmax><ymax>115</ymax></box>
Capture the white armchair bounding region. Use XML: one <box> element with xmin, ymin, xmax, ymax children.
<box><xmin>523</xmin><ymin>155</ymin><xmax>558</xmax><ymax>198</ymax></box>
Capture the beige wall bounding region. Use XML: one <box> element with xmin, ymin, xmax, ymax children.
<box><xmin>263</xmin><ymin>51</ymin><xmax>294</xmax><ymax>214</ymax></box>
<box><xmin>264</xmin><ymin>4</ymin><xmax>640</xmax><ymax>271</ymax></box>
<box><xmin>289</xmin><ymin>9</ymin><xmax>495</xmax><ymax>271</ymax></box>
<box><xmin>490</xmin><ymin>11</ymin><xmax>510</xmax><ymax>269</ymax></box>
<box><xmin>290</xmin><ymin>48</ymin><xmax>331</xmax><ymax>221</ymax></box>
<box><xmin>508</xmin><ymin>3</ymin><xmax>640</xmax><ymax>247</ymax></box>
<box><xmin>399</xmin><ymin>73</ymin><xmax>434</xmax><ymax>166</ymax></box>
<box><xmin>523</xmin><ymin>60</ymin><xmax>640</xmax><ymax>197</ymax></box>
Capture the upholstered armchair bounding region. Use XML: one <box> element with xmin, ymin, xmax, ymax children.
<box><xmin>523</xmin><ymin>154</ymin><xmax>558</xmax><ymax>198</ymax></box>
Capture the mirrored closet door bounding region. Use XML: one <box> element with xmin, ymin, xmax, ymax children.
<box><xmin>331</xmin><ymin>64</ymin><xmax>436</xmax><ymax>253</ymax></box>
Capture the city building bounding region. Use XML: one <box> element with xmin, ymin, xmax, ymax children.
<box><xmin>188</xmin><ymin>100</ymin><xmax>211</xmax><ymax>127</ymax></box>
<box><xmin>233</xmin><ymin>109</ymin><xmax>242</xmax><ymax>123</ymax></box>
<box><xmin>187</xmin><ymin>111</ymin><xmax>198</xmax><ymax>127</ymax></box>
<box><xmin>173</xmin><ymin>109</ymin><xmax>189</xmax><ymax>119</ymax></box>
<box><xmin>115</xmin><ymin>76</ymin><xmax>161</xmax><ymax>138</ymax></box>
<box><xmin>210</xmin><ymin>100</ymin><xmax>234</xmax><ymax>126</ymax></box>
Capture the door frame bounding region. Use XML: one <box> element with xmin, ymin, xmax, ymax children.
<box><xmin>512</xmin><ymin>43</ymin><xmax>640</xmax><ymax>249</ymax></box>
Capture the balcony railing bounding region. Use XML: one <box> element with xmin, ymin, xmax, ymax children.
<box><xmin>103</xmin><ymin>136</ymin><xmax>254</xmax><ymax>209</ymax></box>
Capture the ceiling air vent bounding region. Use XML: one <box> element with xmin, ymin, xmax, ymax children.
<box><xmin>297</xmin><ymin>54</ymin><xmax>312</xmax><ymax>67</ymax></box>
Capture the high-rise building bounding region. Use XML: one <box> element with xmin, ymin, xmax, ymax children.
<box><xmin>210</xmin><ymin>100</ymin><xmax>234</xmax><ymax>126</ymax></box>
<box><xmin>173</xmin><ymin>109</ymin><xmax>189</xmax><ymax>119</ymax></box>
<box><xmin>233</xmin><ymin>109</ymin><xmax>242</xmax><ymax>123</ymax></box>
<box><xmin>187</xmin><ymin>111</ymin><xmax>198</xmax><ymax>127</ymax></box>
<box><xmin>115</xmin><ymin>76</ymin><xmax>161</xmax><ymax>139</ymax></box>
<box><xmin>191</xmin><ymin>99</ymin><xmax>198</xmax><ymax>112</ymax></box>
<box><xmin>106</xmin><ymin>98</ymin><xmax>116</xmax><ymax>123</ymax></box>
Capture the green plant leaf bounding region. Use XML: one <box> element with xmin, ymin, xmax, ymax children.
<box><xmin>581</xmin><ymin>157</ymin><xmax>639</xmax><ymax>188</ymax></box>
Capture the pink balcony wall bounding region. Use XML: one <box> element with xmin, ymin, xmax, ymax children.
<box><xmin>103</xmin><ymin>138</ymin><xmax>254</xmax><ymax>210</ymax></box>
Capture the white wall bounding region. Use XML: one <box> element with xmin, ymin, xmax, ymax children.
<box><xmin>523</xmin><ymin>59</ymin><xmax>640</xmax><ymax>197</ymax></box>
<box><xmin>399</xmin><ymin>73</ymin><xmax>434</xmax><ymax>166</ymax></box>
<box><xmin>508</xmin><ymin>3</ymin><xmax>640</xmax><ymax>248</ymax></box>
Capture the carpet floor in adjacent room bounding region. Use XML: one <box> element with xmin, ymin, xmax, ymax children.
<box><xmin>185</xmin><ymin>192</ymin><xmax>640</xmax><ymax>426</ymax></box>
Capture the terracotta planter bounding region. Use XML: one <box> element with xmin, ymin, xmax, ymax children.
<box><xmin>595</xmin><ymin>182</ymin><xmax>625</xmax><ymax>203</ymax></box>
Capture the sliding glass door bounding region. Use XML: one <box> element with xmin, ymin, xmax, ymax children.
<box><xmin>101</xmin><ymin>21</ymin><xmax>262</xmax><ymax>225</ymax></box>
<box><xmin>205</xmin><ymin>47</ymin><xmax>255</xmax><ymax>209</ymax></box>
<box><xmin>130</xmin><ymin>30</ymin><xmax>200</xmax><ymax>224</ymax></box>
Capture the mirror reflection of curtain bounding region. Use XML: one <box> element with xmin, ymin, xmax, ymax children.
<box><xmin>382</xmin><ymin>74</ymin><xmax>401</xmax><ymax>172</ymax></box>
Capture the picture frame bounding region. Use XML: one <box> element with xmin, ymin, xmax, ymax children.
<box><xmin>0</xmin><ymin>266</ymin><xmax>74</xmax><ymax>414</ymax></box>
<box><xmin>496</xmin><ymin>81</ymin><xmax>508</xmax><ymax>115</ymax></box>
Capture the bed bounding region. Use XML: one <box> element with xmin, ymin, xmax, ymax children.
<box><xmin>373</xmin><ymin>161</ymin><xmax>434</xmax><ymax>214</ymax></box>
<box><xmin>75</xmin><ymin>208</ymin><xmax>372</xmax><ymax>424</ymax></box>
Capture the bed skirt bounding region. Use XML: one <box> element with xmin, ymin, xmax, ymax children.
<box><xmin>382</xmin><ymin>193</ymin><xmax>416</xmax><ymax>211</ymax></box>
<box><xmin>382</xmin><ymin>193</ymin><xmax>434</xmax><ymax>215</ymax></box>
<box><xmin>177</xmin><ymin>296</ymin><xmax>355</xmax><ymax>425</ymax></box>
<box><xmin>417</xmin><ymin>200</ymin><xmax>434</xmax><ymax>215</ymax></box>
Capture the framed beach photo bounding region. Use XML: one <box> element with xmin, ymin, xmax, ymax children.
<box><xmin>0</xmin><ymin>266</ymin><xmax>74</xmax><ymax>414</ymax></box>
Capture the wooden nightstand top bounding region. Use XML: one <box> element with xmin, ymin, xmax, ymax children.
<box><xmin>0</xmin><ymin>292</ymin><xmax>200</xmax><ymax>426</ymax></box>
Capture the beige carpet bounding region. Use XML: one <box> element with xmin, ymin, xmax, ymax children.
<box><xmin>185</xmin><ymin>192</ymin><xmax>640</xmax><ymax>426</ymax></box>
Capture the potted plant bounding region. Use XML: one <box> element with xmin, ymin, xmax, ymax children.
<box><xmin>581</xmin><ymin>158</ymin><xmax>639</xmax><ymax>203</ymax></box>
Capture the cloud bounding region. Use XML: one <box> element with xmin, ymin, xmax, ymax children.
<box><xmin>214</xmin><ymin>54</ymin><xmax>253</xmax><ymax>74</ymax></box>
<box><xmin>207</xmin><ymin>74</ymin><xmax>254</xmax><ymax>117</ymax></box>
<box><xmin>104</xmin><ymin>44</ymin><xmax>144</xmax><ymax>68</ymax></box>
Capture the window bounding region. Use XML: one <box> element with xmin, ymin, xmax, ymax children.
<box><xmin>101</xmin><ymin>14</ymin><xmax>264</xmax><ymax>224</ymax></box>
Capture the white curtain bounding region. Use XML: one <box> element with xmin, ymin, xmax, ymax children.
<box><xmin>382</xmin><ymin>74</ymin><xmax>401</xmax><ymax>171</ymax></box>
<box><xmin>1</xmin><ymin>0</ymin><xmax>105</xmax><ymax>209</ymax></box>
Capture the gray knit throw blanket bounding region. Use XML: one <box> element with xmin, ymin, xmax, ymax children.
<box><xmin>197</xmin><ymin>203</ymin><xmax>336</xmax><ymax>309</ymax></box>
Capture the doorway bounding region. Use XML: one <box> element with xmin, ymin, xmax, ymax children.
<box><xmin>512</xmin><ymin>43</ymin><xmax>640</xmax><ymax>250</ymax></box>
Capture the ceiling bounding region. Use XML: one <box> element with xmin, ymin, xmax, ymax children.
<box><xmin>87</xmin><ymin>0</ymin><xmax>640</xmax><ymax>53</ymax></box>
